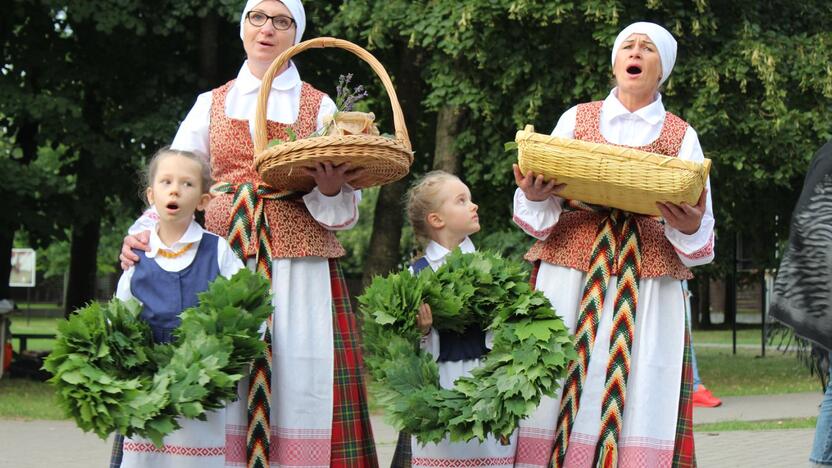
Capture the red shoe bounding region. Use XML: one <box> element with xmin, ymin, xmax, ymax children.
<box><xmin>692</xmin><ymin>385</ymin><xmax>722</xmax><ymax>407</ymax></box>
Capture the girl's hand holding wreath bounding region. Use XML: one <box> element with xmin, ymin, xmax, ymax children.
<box><xmin>417</xmin><ymin>303</ymin><xmax>433</xmax><ymax>336</ymax></box>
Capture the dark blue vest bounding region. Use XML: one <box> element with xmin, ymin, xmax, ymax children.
<box><xmin>411</xmin><ymin>257</ymin><xmax>488</xmax><ymax>363</ymax></box>
<box><xmin>131</xmin><ymin>233</ymin><xmax>220</xmax><ymax>343</ymax></box>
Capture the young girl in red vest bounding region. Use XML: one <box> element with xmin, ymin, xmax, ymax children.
<box><xmin>115</xmin><ymin>148</ymin><xmax>244</xmax><ymax>467</ymax></box>
<box><xmin>390</xmin><ymin>170</ymin><xmax>517</xmax><ymax>468</ymax></box>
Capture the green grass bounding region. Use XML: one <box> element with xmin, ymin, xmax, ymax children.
<box><xmin>0</xmin><ymin>319</ymin><xmax>821</xmax><ymax>422</ymax></box>
<box><xmin>7</xmin><ymin>317</ymin><xmax>59</xmax><ymax>353</ymax></box>
<box><xmin>13</xmin><ymin>303</ymin><xmax>62</xmax><ymax>311</ymax></box>
<box><xmin>692</xmin><ymin>328</ymin><xmax>765</xmax><ymax>346</ymax></box>
<box><xmin>0</xmin><ymin>378</ymin><xmax>66</xmax><ymax>420</ymax></box>
<box><xmin>696</xmin><ymin>347</ymin><xmax>821</xmax><ymax>396</ymax></box>
<box><xmin>694</xmin><ymin>416</ymin><xmax>817</xmax><ymax>432</ymax></box>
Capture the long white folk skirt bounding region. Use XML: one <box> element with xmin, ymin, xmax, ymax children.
<box><xmin>514</xmin><ymin>262</ymin><xmax>685</xmax><ymax>468</ymax></box>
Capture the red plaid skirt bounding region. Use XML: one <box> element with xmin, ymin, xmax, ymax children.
<box><xmin>329</xmin><ymin>259</ymin><xmax>379</xmax><ymax>467</ymax></box>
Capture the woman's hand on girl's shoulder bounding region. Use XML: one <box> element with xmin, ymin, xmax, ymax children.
<box><xmin>303</xmin><ymin>162</ymin><xmax>364</xmax><ymax>197</ymax></box>
<box><xmin>513</xmin><ymin>164</ymin><xmax>565</xmax><ymax>202</ymax></box>
<box><xmin>417</xmin><ymin>303</ymin><xmax>433</xmax><ymax>336</ymax></box>
<box><xmin>119</xmin><ymin>230</ymin><xmax>151</xmax><ymax>270</ymax></box>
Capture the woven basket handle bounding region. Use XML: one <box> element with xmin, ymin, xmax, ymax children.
<box><xmin>254</xmin><ymin>37</ymin><xmax>411</xmax><ymax>155</ymax></box>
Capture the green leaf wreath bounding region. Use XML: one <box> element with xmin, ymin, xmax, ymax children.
<box><xmin>43</xmin><ymin>268</ymin><xmax>272</xmax><ymax>446</ymax></box>
<box><xmin>358</xmin><ymin>250</ymin><xmax>576</xmax><ymax>444</ymax></box>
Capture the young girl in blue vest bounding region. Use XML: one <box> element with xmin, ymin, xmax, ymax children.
<box><xmin>391</xmin><ymin>170</ymin><xmax>517</xmax><ymax>468</ymax></box>
<box><xmin>113</xmin><ymin>148</ymin><xmax>244</xmax><ymax>468</ymax></box>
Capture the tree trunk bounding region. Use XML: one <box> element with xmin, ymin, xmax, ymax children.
<box><xmin>199</xmin><ymin>13</ymin><xmax>220</xmax><ymax>89</ymax></box>
<box><xmin>2</xmin><ymin>120</ymin><xmax>37</xmax><ymax>301</ymax></box>
<box><xmin>432</xmin><ymin>105</ymin><xmax>466</xmax><ymax>174</ymax></box>
<box><xmin>0</xmin><ymin>229</ymin><xmax>13</xmax><ymax>300</ymax></box>
<box><xmin>64</xmin><ymin>215</ymin><xmax>101</xmax><ymax>316</ymax></box>
<box><xmin>361</xmin><ymin>46</ymin><xmax>427</xmax><ymax>287</ymax></box>
<box><xmin>64</xmin><ymin>93</ymin><xmax>106</xmax><ymax>317</ymax></box>
<box><xmin>362</xmin><ymin>180</ymin><xmax>408</xmax><ymax>286</ymax></box>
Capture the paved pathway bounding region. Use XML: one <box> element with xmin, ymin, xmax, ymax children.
<box><xmin>694</xmin><ymin>391</ymin><xmax>822</xmax><ymax>424</ymax></box>
<box><xmin>0</xmin><ymin>393</ymin><xmax>823</xmax><ymax>467</ymax></box>
<box><xmin>695</xmin><ymin>429</ymin><xmax>815</xmax><ymax>467</ymax></box>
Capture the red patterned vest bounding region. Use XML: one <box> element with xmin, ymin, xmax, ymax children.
<box><xmin>204</xmin><ymin>80</ymin><xmax>346</xmax><ymax>258</ymax></box>
<box><xmin>525</xmin><ymin>101</ymin><xmax>693</xmax><ymax>280</ymax></box>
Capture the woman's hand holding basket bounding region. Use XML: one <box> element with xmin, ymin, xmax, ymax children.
<box><xmin>657</xmin><ymin>188</ymin><xmax>708</xmax><ymax>234</ymax></box>
<box><xmin>512</xmin><ymin>163</ymin><xmax>566</xmax><ymax>202</ymax></box>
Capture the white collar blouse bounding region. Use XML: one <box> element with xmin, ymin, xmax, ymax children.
<box><xmin>171</xmin><ymin>61</ymin><xmax>337</xmax><ymax>162</ymax></box>
<box><xmin>552</xmin><ymin>88</ymin><xmax>671</xmax><ymax>148</ymax></box>
<box><xmin>422</xmin><ymin>237</ymin><xmax>477</xmax><ymax>272</ymax></box>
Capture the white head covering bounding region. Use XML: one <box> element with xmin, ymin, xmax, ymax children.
<box><xmin>611</xmin><ymin>22</ymin><xmax>677</xmax><ymax>85</ymax></box>
<box><xmin>240</xmin><ymin>0</ymin><xmax>306</xmax><ymax>46</ymax></box>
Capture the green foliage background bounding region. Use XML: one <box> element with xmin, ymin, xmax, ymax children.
<box><xmin>2</xmin><ymin>0</ymin><xmax>831</xmax><ymax>300</ymax></box>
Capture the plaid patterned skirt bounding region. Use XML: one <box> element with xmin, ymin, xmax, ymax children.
<box><xmin>110</xmin><ymin>433</ymin><xmax>124</xmax><ymax>468</ymax></box>
<box><xmin>672</xmin><ymin>317</ymin><xmax>696</xmax><ymax>468</ymax></box>
<box><xmin>328</xmin><ymin>259</ymin><xmax>379</xmax><ymax>467</ymax></box>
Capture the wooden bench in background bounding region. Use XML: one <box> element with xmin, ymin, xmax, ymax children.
<box><xmin>12</xmin><ymin>333</ymin><xmax>56</xmax><ymax>353</ymax></box>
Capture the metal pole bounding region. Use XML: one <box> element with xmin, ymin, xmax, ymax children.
<box><xmin>760</xmin><ymin>270</ymin><xmax>766</xmax><ymax>357</ymax></box>
<box><xmin>0</xmin><ymin>317</ymin><xmax>6</xmax><ymax>381</ymax></box>
<box><xmin>732</xmin><ymin>232</ymin><xmax>738</xmax><ymax>355</ymax></box>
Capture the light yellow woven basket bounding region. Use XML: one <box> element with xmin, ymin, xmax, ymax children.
<box><xmin>254</xmin><ymin>37</ymin><xmax>413</xmax><ymax>192</ymax></box>
<box><xmin>516</xmin><ymin>125</ymin><xmax>711</xmax><ymax>216</ymax></box>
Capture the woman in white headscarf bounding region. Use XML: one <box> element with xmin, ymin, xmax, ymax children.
<box><xmin>511</xmin><ymin>22</ymin><xmax>714</xmax><ymax>468</ymax></box>
<box><xmin>116</xmin><ymin>1</ymin><xmax>378</xmax><ymax>467</ymax></box>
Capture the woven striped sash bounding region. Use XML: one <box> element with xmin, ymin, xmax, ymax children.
<box><xmin>211</xmin><ymin>181</ymin><xmax>293</xmax><ymax>468</ymax></box>
<box><xmin>551</xmin><ymin>201</ymin><xmax>643</xmax><ymax>468</ymax></box>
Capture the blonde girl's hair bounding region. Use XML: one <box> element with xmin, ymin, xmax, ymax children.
<box><xmin>406</xmin><ymin>170</ymin><xmax>460</xmax><ymax>244</ymax></box>
<box><xmin>141</xmin><ymin>146</ymin><xmax>212</xmax><ymax>204</ymax></box>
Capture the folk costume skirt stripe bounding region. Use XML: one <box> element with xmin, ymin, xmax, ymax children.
<box><xmin>225</xmin><ymin>258</ymin><xmax>377</xmax><ymax>467</ymax></box>
<box><xmin>515</xmin><ymin>262</ymin><xmax>690</xmax><ymax>468</ymax></box>
<box><xmin>121</xmin><ymin>410</ymin><xmax>228</xmax><ymax>468</ymax></box>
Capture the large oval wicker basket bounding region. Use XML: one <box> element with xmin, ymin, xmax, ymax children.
<box><xmin>254</xmin><ymin>37</ymin><xmax>413</xmax><ymax>192</ymax></box>
<box><xmin>516</xmin><ymin>125</ymin><xmax>711</xmax><ymax>216</ymax></box>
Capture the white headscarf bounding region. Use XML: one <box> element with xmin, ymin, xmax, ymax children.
<box><xmin>240</xmin><ymin>0</ymin><xmax>306</xmax><ymax>46</ymax></box>
<box><xmin>611</xmin><ymin>22</ymin><xmax>677</xmax><ymax>85</ymax></box>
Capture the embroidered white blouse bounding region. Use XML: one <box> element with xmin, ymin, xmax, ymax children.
<box><xmin>513</xmin><ymin>88</ymin><xmax>715</xmax><ymax>267</ymax></box>
<box><xmin>169</xmin><ymin>61</ymin><xmax>359</xmax><ymax>230</ymax></box>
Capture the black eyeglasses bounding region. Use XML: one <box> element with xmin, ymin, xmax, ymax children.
<box><xmin>246</xmin><ymin>11</ymin><xmax>295</xmax><ymax>31</ymax></box>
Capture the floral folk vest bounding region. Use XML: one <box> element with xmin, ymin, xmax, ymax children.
<box><xmin>524</xmin><ymin>101</ymin><xmax>693</xmax><ymax>280</ymax></box>
<box><xmin>204</xmin><ymin>80</ymin><xmax>345</xmax><ymax>259</ymax></box>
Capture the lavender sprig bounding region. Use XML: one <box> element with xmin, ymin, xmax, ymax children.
<box><xmin>334</xmin><ymin>73</ymin><xmax>368</xmax><ymax>112</ymax></box>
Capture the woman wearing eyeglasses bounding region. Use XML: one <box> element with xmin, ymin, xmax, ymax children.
<box><xmin>115</xmin><ymin>1</ymin><xmax>377</xmax><ymax>467</ymax></box>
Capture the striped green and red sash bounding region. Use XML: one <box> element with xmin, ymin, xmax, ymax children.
<box><xmin>211</xmin><ymin>181</ymin><xmax>293</xmax><ymax>468</ymax></box>
<box><xmin>551</xmin><ymin>202</ymin><xmax>643</xmax><ymax>468</ymax></box>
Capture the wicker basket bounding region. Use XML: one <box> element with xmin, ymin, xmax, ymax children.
<box><xmin>254</xmin><ymin>37</ymin><xmax>413</xmax><ymax>192</ymax></box>
<box><xmin>516</xmin><ymin>125</ymin><xmax>711</xmax><ymax>216</ymax></box>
